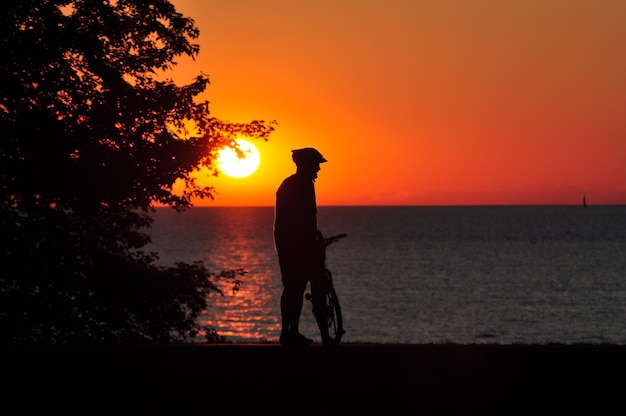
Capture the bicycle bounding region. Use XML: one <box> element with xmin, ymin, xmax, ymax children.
<box><xmin>305</xmin><ymin>233</ymin><xmax>347</xmax><ymax>346</ymax></box>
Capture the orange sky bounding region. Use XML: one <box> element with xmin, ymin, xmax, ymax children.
<box><xmin>168</xmin><ymin>0</ymin><xmax>626</xmax><ymax>206</ymax></box>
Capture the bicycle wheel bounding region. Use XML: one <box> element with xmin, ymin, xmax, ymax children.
<box><xmin>324</xmin><ymin>269</ymin><xmax>344</xmax><ymax>345</ymax></box>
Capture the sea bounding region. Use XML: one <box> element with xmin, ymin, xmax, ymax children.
<box><xmin>146</xmin><ymin>205</ymin><xmax>626</xmax><ymax>345</ymax></box>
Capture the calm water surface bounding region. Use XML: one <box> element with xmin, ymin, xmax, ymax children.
<box><xmin>147</xmin><ymin>205</ymin><xmax>626</xmax><ymax>344</ymax></box>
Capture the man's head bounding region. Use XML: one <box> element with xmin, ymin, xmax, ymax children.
<box><xmin>292</xmin><ymin>148</ymin><xmax>327</xmax><ymax>180</ymax></box>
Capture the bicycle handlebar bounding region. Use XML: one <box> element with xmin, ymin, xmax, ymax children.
<box><xmin>324</xmin><ymin>233</ymin><xmax>347</xmax><ymax>245</ymax></box>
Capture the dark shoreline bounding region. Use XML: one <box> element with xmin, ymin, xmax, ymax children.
<box><xmin>8</xmin><ymin>343</ymin><xmax>625</xmax><ymax>412</ymax></box>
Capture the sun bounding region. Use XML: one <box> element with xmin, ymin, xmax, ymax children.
<box><xmin>217</xmin><ymin>139</ymin><xmax>261</xmax><ymax>178</ymax></box>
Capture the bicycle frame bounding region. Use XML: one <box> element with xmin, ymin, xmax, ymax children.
<box><xmin>305</xmin><ymin>233</ymin><xmax>347</xmax><ymax>346</ymax></box>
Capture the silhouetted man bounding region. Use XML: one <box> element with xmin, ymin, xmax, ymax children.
<box><xmin>274</xmin><ymin>147</ymin><xmax>328</xmax><ymax>346</ymax></box>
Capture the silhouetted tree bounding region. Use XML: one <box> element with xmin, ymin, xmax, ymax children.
<box><xmin>0</xmin><ymin>0</ymin><xmax>275</xmax><ymax>343</ymax></box>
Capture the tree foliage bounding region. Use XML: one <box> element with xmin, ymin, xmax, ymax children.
<box><xmin>0</xmin><ymin>0</ymin><xmax>275</xmax><ymax>343</ymax></box>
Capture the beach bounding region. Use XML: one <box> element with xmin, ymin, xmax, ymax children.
<box><xmin>8</xmin><ymin>343</ymin><xmax>624</xmax><ymax>413</ymax></box>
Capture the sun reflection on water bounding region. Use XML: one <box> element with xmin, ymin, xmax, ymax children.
<box><xmin>202</xmin><ymin>267</ymin><xmax>281</xmax><ymax>342</ymax></box>
<box><xmin>149</xmin><ymin>207</ymin><xmax>284</xmax><ymax>342</ymax></box>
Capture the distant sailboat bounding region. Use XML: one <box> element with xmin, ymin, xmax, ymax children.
<box><xmin>583</xmin><ymin>195</ymin><xmax>587</xmax><ymax>208</ymax></box>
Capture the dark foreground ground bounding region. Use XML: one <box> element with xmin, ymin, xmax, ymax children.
<box><xmin>6</xmin><ymin>343</ymin><xmax>626</xmax><ymax>413</ymax></box>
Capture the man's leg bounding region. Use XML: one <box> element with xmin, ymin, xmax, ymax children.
<box><xmin>280</xmin><ymin>280</ymin><xmax>312</xmax><ymax>346</ymax></box>
<box><xmin>280</xmin><ymin>284</ymin><xmax>304</xmax><ymax>334</ymax></box>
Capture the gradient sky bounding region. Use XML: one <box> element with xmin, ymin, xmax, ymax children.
<box><xmin>168</xmin><ymin>0</ymin><xmax>626</xmax><ymax>206</ymax></box>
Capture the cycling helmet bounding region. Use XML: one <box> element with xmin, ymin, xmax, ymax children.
<box><xmin>291</xmin><ymin>148</ymin><xmax>327</xmax><ymax>165</ymax></box>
